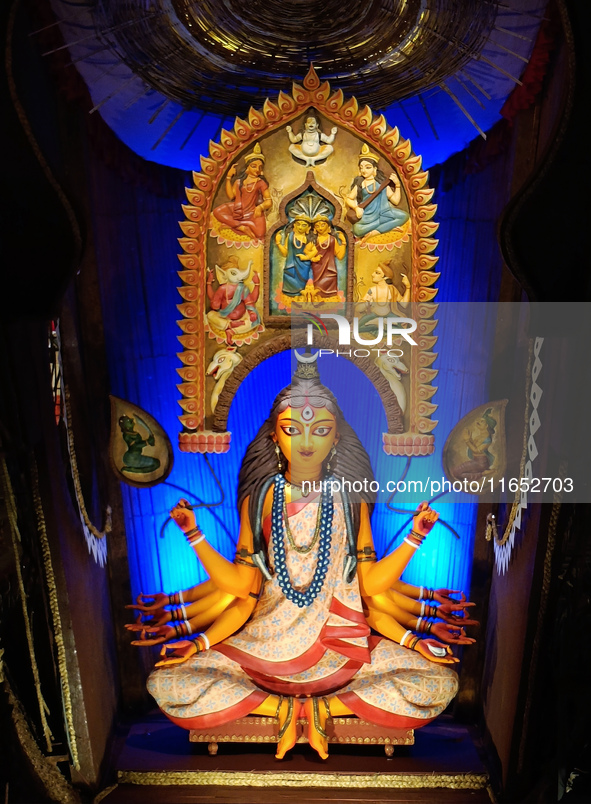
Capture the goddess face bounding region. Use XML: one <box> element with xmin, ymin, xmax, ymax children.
<box><xmin>358</xmin><ymin>159</ymin><xmax>378</xmax><ymax>180</ymax></box>
<box><xmin>293</xmin><ymin>219</ymin><xmax>311</xmax><ymax>236</ymax></box>
<box><xmin>273</xmin><ymin>405</ymin><xmax>338</xmax><ymax>475</ymax></box>
<box><xmin>313</xmin><ymin>219</ymin><xmax>330</xmax><ymax>236</ymax></box>
<box><xmin>246</xmin><ymin>159</ymin><xmax>264</xmax><ymax>178</ymax></box>
<box><xmin>371</xmin><ymin>267</ymin><xmax>386</xmax><ymax>283</ymax></box>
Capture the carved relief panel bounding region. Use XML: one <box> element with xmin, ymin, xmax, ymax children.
<box><xmin>176</xmin><ymin>66</ymin><xmax>439</xmax><ymax>455</ymax></box>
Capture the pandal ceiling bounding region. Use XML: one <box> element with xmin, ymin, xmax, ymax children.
<box><xmin>44</xmin><ymin>0</ymin><xmax>548</xmax><ymax>168</ymax></box>
<box><xmin>95</xmin><ymin>0</ymin><xmax>497</xmax><ymax>116</ymax></box>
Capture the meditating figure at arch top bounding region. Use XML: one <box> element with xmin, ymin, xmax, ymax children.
<box><xmin>127</xmin><ymin>352</ymin><xmax>477</xmax><ymax>760</ymax></box>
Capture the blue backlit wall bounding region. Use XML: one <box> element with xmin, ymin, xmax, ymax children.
<box><xmin>91</xmin><ymin>127</ymin><xmax>513</xmax><ymax>605</ymax></box>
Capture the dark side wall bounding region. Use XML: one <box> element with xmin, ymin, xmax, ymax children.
<box><xmin>1</xmin><ymin>0</ymin><xmax>123</xmax><ymax>792</ymax></box>
<box><xmin>0</xmin><ymin>316</ymin><xmax>120</xmax><ymax>790</ymax></box>
<box><xmin>481</xmin><ymin>1</ymin><xmax>591</xmax><ymax>800</ymax></box>
<box><xmin>2</xmin><ymin>0</ymin><xmax>187</xmax><ymax>794</ymax></box>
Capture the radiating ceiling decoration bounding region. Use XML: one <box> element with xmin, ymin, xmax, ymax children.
<box><xmin>92</xmin><ymin>0</ymin><xmax>497</xmax><ymax>116</ymax></box>
<box><xmin>44</xmin><ymin>0</ymin><xmax>549</xmax><ymax>169</ymax></box>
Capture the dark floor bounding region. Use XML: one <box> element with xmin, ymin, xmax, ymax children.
<box><xmin>98</xmin><ymin>712</ymin><xmax>492</xmax><ymax>803</ymax></box>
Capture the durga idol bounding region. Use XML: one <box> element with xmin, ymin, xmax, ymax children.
<box><xmin>127</xmin><ymin>352</ymin><xmax>477</xmax><ymax>760</ymax></box>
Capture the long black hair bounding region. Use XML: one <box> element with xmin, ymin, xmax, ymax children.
<box><xmin>237</xmin><ymin>369</ymin><xmax>376</xmax><ymax>544</ymax></box>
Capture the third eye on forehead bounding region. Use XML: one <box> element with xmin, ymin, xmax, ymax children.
<box><xmin>278</xmin><ymin>411</ymin><xmax>334</xmax><ymax>425</ymax></box>
<box><xmin>278</xmin><ymin>416</ymin><xmax>334</xmax><ymax>424</ymax></box>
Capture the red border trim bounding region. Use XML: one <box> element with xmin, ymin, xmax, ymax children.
<box><xmin>329</xmin><ymin>596</ymin><xmax>367</xmax><ymax>625</ymax></box>
<box><xmin>216</xmin><ymin>612</ymin><xmax>371</xmax><ymax>675</ymax></box>
<box><xmin>215</xmin><ymin>638</ymin><xmax>327</xmax><ymax>675</ymax></box>
<box><xmin>321</xmin><ymin>637</ymin><xmax>371</xmax><ymax>663</ymax></box>
<box><xmin>336</xmin><ymin>691</ymin><xmax>437</xmax><ymax>730</ymax></box>
<box><xmin>262</xmin><ymin>495</ymin><xmax>322</xmax><ymax>541</ymax></box>
<box><xmin>246</xmin><ymin>659</ymin><xmax>363</xmax><ymax>697</ymax></box>
<box><xmin>161</xmin><ymin>689</ymin><xmax>268</xmax><ymax>730</ymax></box>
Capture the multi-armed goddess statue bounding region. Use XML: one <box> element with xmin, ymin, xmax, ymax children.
<box><xmin>128</xmin><ymin>352</ymin><xmax>476</xmax><ymax>759</ymax></box>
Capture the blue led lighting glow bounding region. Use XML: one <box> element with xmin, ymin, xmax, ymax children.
<box><xmin>93</xmin><ymin>128</ymin><xmax>507</xmax><ymax>607</ymax></box>
<box><xmin>116</xmin><ymin>343</ymin><xmax>488</xmax><ymax>602</ymax></box>
<box><xmin>97</xmin><ymin>88</ymin><xmax>511</xmax><ymax>174</ymax></box>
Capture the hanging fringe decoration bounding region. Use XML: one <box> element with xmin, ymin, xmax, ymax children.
<box><xmin>56</xmin><ymin>324</ymin><xmax>111</xmax><ymax>566</ymax></box>
<box><xmin>0</xmin><ymin>453</ymin><xmax>54</xmax><ymax>753</ymax></box>
<box><xmin>493</xmin><ymin>338</ymin><xmax>544</xmax><ymax>574</ymax></box>
<box><xmin>30</xmin><ymin>458</ymin><xmax>80</xmax><ymax>770</ymax></box>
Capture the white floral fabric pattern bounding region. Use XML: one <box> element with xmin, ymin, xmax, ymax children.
<box><xmin>147</xmin><ymin>494</ymin><xmax>458</xmax><ymax>726</ymax></box>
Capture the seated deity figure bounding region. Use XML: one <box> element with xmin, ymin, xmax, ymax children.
<box><xmin>118</xmin><ymin>415</ymin><xmax>161</xmax><ymax>474</ymax></box>
<box><xmin>453</xmin><ymin>410</ymin><xmax>497</xmax><ymax>482</ymax></box>
<box><xmin>127</xmin><ymin>353</ymin><xmax>477</xmax><ymax>760</ymax></box>
<box><xmin>286</xmin><ymin>111</ymin><xmax>338</xmax><ymax>167</ymax></box>
<box><xmin>212</xmin><ymin>143</ymin><xmax>272</xmax><ymax>240</ymax></box>
<box><xmin>206</xmin><ymin>256</ymin><xmax>261</xmax><ymax>345</ymax></box>
<box><xmin>345</xmin><ymin>144</ymin><xmax>409</xmax><ymax>244</ymax></box>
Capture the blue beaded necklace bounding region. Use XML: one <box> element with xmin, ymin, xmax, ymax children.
<box><xmin>271</xmin><ymin>474</ymin><xmax>333</xmax><ymax>608</ymax></box>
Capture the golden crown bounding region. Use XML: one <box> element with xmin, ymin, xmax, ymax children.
<box><xmin>358</xmin><ymin>142</ymin><xmax>380</xmax><ymax>164</ymax></box>
<box><xmin>244</xmin><ymin>142</ymin><xmax>266</xmax><ymax>164</ymax></box>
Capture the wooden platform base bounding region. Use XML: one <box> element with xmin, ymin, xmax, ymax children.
<box><xmin>189</xmin><ymin>715</ymin><xmax>414</xmax><ymax>757</ymax></box>
<box><xmin>98</xmin><ymin>713</ymin><xmax>491</xmax><ymax>803</ymax></box>
<box><xmin>110</xmin><ymin>773</ymin><xmax>491</xmax><ymax>802</ymax></box>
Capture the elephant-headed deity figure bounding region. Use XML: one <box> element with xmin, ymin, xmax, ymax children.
<box><xmin>206</xmin><ymin>255</ymin><xmax>263</xmax><ymax>346</ymax></box>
